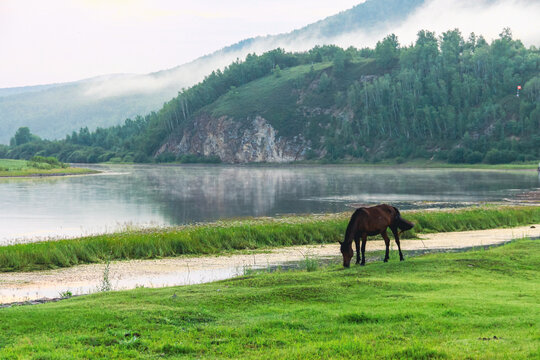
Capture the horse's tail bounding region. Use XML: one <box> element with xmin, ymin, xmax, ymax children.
<box><xmin>392</xmin><ymin>206</ymin><xmax>414</xmax><ymax>232</ymax></box>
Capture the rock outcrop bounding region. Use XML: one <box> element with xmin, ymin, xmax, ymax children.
<box><xmin>157</xmin><ymin>114</ymin><xmax>307</xmax><ymax>163</ymax></box>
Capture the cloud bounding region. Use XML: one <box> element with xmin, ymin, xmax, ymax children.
<box><xmin>83</xmin><ymin>0</ymin><xmax>540</xmax><ymax>100</ymax></box>
<box><xmin>291</xmin><ymin>0</ymin><xmax>540</xmax><ymax>50</ymax></box>
<box><xmin>389</xmin><ymin>0</ymin><xmax>540</xmax><ymax>46</ymax></box>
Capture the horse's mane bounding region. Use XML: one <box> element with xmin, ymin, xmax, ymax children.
<box><xmin>344</xmin><ymin>208</ymin><xmax>366</xmax><ymax>245</ymax></box>
<box><xmin>392</xmin><ymin>206</ymin><xmax>401</xmax><ymax>222</ymax></box>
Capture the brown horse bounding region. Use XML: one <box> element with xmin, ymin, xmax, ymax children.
<box><xmin>339</xmin><ymin>204</ymin><xmax>414</xmax><ymax>267</ymax></box>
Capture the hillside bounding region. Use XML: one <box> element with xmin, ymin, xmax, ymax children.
<box><xmin>3</xmin><ymin>29</ymin><xmax>539</xmax><ymax>165</ymax></box>
<box><xmin>0</xmin><ymin>0</ymin><xmax>425</xmax><ymax>144</ymax></box>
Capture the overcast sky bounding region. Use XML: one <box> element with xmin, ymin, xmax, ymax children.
<box><xmin>0</xmin><ymin>0</ymin><xmax>363</xmax><ymax>88</ymax></box>
<box><xmin>2</xmin><ymin>0</ymin><xmax>539</xmax><ymax>89</ymax></box>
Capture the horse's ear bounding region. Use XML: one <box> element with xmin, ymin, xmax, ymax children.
<box><xmin>338</xmin><ymin>240</ymin><xmax>343</xmax><ymax>245</ymax></box>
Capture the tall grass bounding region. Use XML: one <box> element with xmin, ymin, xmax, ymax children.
<box><xmin>0</xmin><ymin>206</ymin><xmax>538</xmax><ymax>272</ymax></box>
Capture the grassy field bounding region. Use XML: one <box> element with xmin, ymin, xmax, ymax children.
<box><xmin>1</xmin><ymin>206</ymin><xmax>539</xmax><ymax>272</ymax></box>
<box><xmin>0</xmin><ymin>239</ymin><xmax>538</xmax><ymax>359</ymax></box>
<box><xmin>0</xmin><ymin>158</ymin><xmax>97</xmax><ymax>177</ymax></box>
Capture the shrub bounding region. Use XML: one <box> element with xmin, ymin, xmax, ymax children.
<box><xmin>155</xmin><ymin>152</ymin><xmax>176</xmax><ymax>163</ymax></box>
<box><xmin>484</xmin><ymin>149</ymin><xmax>518</xmax><ymax>164</ymax></box>
<box><xmin>28</xmin><ymin>156</ymin><xmax>66</xmax><ymax>169</ymax></box>
<box><xmin>177</xmin><ymin>154</ymin><xmax>221</xmax><ymax>164</ymax></box>
<box><xmin>464</xmin><ymin>151</ymin><xmax>483</xmax><ymax>164</ymax></box>
<box><xmin>447</xmin><ymin>148</ymin><xmax>465</xmax><ymax>163</ymax></box>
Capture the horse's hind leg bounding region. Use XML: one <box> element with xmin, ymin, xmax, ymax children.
<box><xmin>382</xmin><ymin>230</ymin><xmax>391</xmax><ymax>262</ymax></box>
<box><xmin>391</xmin><ymin>227</ymin><xmax>405</xmax><ymax>261</ymax></box>
<box><xmin>354</xmin><ymin>233</ymin><xmax>361</xmax><ymax>264</ymax></box>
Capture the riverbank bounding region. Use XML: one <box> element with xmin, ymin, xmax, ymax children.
<box><xmin>0</xmin><ymin>205</ymin><xmax>539</xmax><ymax>272</ymax></box>
<box><xmin>0</xmin><ymin>158</ymin><xmax>98</xmax><ymax>177</ymax></box>
<box><xmin>104</xmin><ymin>159</ymin><xmax>539</xmax><ymax>170</ymax></box>
<box><xmin>1</xmin><ymin>224</ymin><xmax>537</xmax><ymax>304</ymax></box>
<box><xmin>282</xmin><ymin>159</ymin><xmax>539</xmax><ymax>170</ymax></box>
<box><xmin>0</xmin><ymin>238</ymin><xmax>538</xmax><ymax>358</ymax></box>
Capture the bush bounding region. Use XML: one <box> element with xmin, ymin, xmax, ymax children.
<box><xmin>447</xmin><ymin>148</ymin><xmax>465</xmax><ymax>163</ymax></box>
<box><xmin>304</xmin><ymin>149</ymin><xmax>318</xmax><ymax>160</ymax></box>
<box><xmin>464</xmin><ymin>151</ymin><xmax>483</xmax><ymax>164</ymax></box>
<box><xmin>98</xmin><ymin>152</ymin><xmax>116</xmax><ymax>163</ymax></box>
<box><xmin>66</xmin><ymin>151</ymin><xmax>88</xmax><ymax>163</ymax></box>
<box><xmin>0</xmin><ymin>145</ymin><xmax>9</xmax><ymax>158</ymax></box>
<box><xmin>28</xmin><ymin>156</ymin><xmax>66</xmax><ymax>169</ymax></box>
<box><xmin>484</xmin><ymin>149</ymin><xmax>518</xmax><ymax>164</ymax></box>
<box><xmin>108</xmin><ymin>157</ymin><xmax>123</xmax><ymax>163</ymax></box>
<box><xmin>133</xmin><ymin>152</ymin><xmax>150</xmax><ymax>163</ymax></box>
<box><xmin>177</xmin><ymin>154</ymin><xmax>222</xmax><ymax>164</ymax></box>
<box><xmin>155</xmin><ymin>152</ymin><xmax>176</xmax><ymax>163</ymax></box>
<box><xmin>122</xmin><ymin>154</ymin><xmax>135</xmax><ymax>163</ymax></box>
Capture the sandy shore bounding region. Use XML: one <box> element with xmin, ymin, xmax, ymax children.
<box><xmin>0</xmin><ymin>225</ymin><xmax>538</xmax><ymax>304</ymax></box>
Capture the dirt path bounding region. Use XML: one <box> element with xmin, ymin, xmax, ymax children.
<box><xmin>0</xmin><ymin>225</ymin><xmax>538</xmax><ymax>304</ymax></box>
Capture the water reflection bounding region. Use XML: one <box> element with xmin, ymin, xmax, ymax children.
<box><xmin>0</xmin><ymin>164</ymin><xmax>537</xmax><ymax>244</ymax></box>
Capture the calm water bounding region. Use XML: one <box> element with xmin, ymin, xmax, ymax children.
<box><xmin>1</xmin><ymin>164</ymin><xmax>538</xmax><ymax>245</ymax></box>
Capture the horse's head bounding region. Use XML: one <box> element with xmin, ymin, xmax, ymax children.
<box><xmin>339</xmin><ymin>240</ymin><xmax>354</xmax><ymax>268</ymax></box>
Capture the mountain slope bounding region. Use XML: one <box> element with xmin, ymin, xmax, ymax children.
<box><xmin>0</xmin><ymin>0</ymin><xmax>425</xmax><ymax>144</ymax></box>
<box><xmin>158</xmin><ymin>40</ymin><xmax>539</xmax><ymax>164</ymax></box>
<box><xmin>6</xmin><ymin>32</ymin><xmax>538</xmax><ymax>165</ymax></box>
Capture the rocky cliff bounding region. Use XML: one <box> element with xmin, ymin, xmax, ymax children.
<box><xmin>157</xmin><ymin>113</ymin><xmax>307</xmax><ymax>163</ymax></box>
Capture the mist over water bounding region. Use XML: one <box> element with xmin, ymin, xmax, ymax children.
<box><xmin>0</xmin><ymin>164</ymin><xmax>538</xmax><ymax>245</ymax></box>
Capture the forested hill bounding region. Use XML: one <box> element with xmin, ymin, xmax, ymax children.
<box><xmin>3</xmin><ymin>29</ymin><xmax>539</xmax><ymax>164</ymax></box>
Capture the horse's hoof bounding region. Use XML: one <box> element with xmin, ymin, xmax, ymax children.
<box><xmin>360</xmin><ymin>262</ymin><xmax>365</xmax><ymax>266</ymax></box>
<box><xmin>383</xmin><ymin>259</ymin><xmax>389</xmax><ymax>263</ymax></box>
<box><xmin>400</xmin><ymin>258</ymin><xmax>405</xmax><ymax>262</ymax></box>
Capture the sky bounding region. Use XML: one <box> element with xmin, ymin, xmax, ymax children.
<box><xmin>2</xmin><ymin>0</ymin><xmax>539</xmax><ymax>89</ymax></box>
<box><xmin>0</xmin><ymin>0</ymin><xmax>363</xmax><ymax>88</ymax></box>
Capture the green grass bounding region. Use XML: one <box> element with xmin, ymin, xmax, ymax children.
<box><xmin>0</xmin><ymin>239</ymin><xmax>538</xmax><ymax>359</ymax></box>
<box><xmin>1</xmin><ymin>206</ymin><xmax>539</xmax><ymax>273</ymax></box>
<box><xmin>0</xmin><ymin>159</ymin><xmax>97</xmax><ymax>177</ymax></box>
<box><xmin>207</xmin><ymin>62</ymin><xmax>333</xmax><ymax>137</ymax></box>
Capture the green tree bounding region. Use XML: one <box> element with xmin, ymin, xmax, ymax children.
<box><xmin>10</xmin><ymin>127</ymin><xmax>33</xmax><ymax>146</ymax></box>
<box><xmin>375</xmin><ymin>34</ymin><xmax>400</xmax><ymax>69</ymax></box>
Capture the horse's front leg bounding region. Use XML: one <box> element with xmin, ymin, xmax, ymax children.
<box><xmin>360</xmin><ymin>233</ymin><xmax>367</xmax><ymax>266</ymax></box>
<box><xmin>354</xmin><ymin>233</ymin><xmax>361</xmax><ymax>264</ymax></box>
<box><xmin>381</xmin><ymin>230</ymin><xmax>391</xmax><ymax>262</ymax></box>
<box><xmin>391</xmin><ymin>226</ymin><xmax>405</xmax><ymax>261</ymax></box>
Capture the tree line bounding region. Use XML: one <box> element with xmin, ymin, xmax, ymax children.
<box><xmin>2</xmin><ymin>28</ymin><xmax>538</xmax><ymax>164</ymax></box>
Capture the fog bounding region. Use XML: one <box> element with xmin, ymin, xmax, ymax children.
<box><xmin>84</xmin><ymin>0</ymin><xmax>540</xmax><ymax>100</ymax></box>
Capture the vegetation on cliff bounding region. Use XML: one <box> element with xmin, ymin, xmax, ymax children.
<box><xmin>3</xmin><ymin>28</ymin><xmax>539</xmax><ymax>164</ymax></box>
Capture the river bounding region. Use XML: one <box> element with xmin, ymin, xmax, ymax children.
<box><xmin>0</xmin><ymin>164</ymin><xmax>538</xmax><ymax>245</ymax></box>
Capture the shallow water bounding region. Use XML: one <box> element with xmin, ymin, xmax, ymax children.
<box><xmin>0</xmin><ymin>164</ymin><xmax>538</xmax><ymax>244</ymax></box>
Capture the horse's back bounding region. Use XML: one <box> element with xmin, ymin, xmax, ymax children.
<box><xmin>350</xmin><ymin>204</ymin><xmax>396</xmax><ymax>234</ymax></box>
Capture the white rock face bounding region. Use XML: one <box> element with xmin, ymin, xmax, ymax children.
<box><xmin>157</xmin><ymin>114</ymin><xmax>307</xmax><ymax>163</ymax></box>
